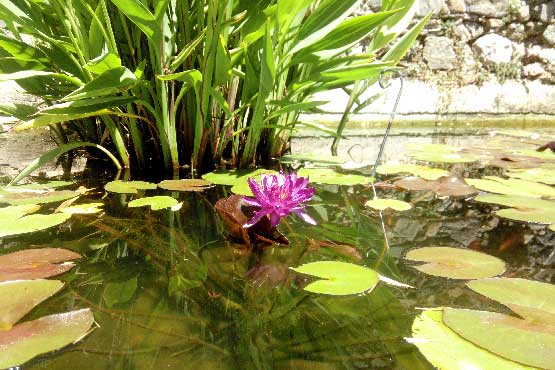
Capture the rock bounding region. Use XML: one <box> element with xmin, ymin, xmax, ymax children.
<box><xmin>543</xmin><ymin>24</ymin><xmax>555</xmax><ymax>46</ymax></box>
<box><xmin>523</xmin><ymin>63</ymin><xmax>547</xmax><ymax>78</ymax></box>
<box><xmin>447</xmin><ymin>0</ymin><xmax>466</xmax><ymax>13</ymax></box>
<box><xmin>525</xmin><ymin>80</ymin><xmax>555</xmax><ymax>113</ymax></box>
<box><xmin>473</xmin><ymin>33</ymin><xmax>513</xmax><ymax>65</ymax></box>
<box><xmin>466</xmin><ymin>21</ymin><xmax>485</xmax><ymax>39</ymax></box>
<box><xmin>454</xmin><ymin>23</ymin><xmax>472</xmax><ymax>42</ymax></box>
<box><xmin>527</xmin><ymin>45</ymin><xmax>555</xmax><ymax>64</ymax></box>
<box><xmin>515</xmin><ymin>1</ymin><xmax>530</xmax><ymax>21</ymax></box>
<box><xmin>460</xmin><ymin>44</ymin><xmax>478</xmax><ymax>84</ymax></box>
<box><xmin>506</xmin><ymin>23</ymin><xmax>526</xmax><ymax>42</ymax></box>
<box><xmin>465</xmin><ymin>0</ymin><xmax>512</xmax><ymax>17</ymax></box>
<box><xmin>417</xmin><ymin>0</ymin><xmax>444</xmax><ymax>16</ymax></box>
<box><xmin>533</xmin><ymin>2</ymin><xmax>555</xmax><ymax>23</ymax></box>
<box><xmin>512</xmin><ymin>42</ymin><xmax>525</xmax><ymax>60</ymax></box>
<box><xmin>486</xmin><ymin>18</ymin><xmax>504</xmax><ymax>28</ymax></box>
<box><xmin>423</xmin><ymin>36</ymin><xmax>457</xmax><ymax>70</ymax></box>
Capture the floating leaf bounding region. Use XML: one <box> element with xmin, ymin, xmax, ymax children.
<box><xmin>0</xmin><ymin>206</ymin><xmax>72</xmax><ymax>238</ymax></box>
<box><xmin>231</xmin><ymin>181</ymin><xmax>253</xmax><ymax>196</ymax></box>
<box><xmin>467</xmin><ymin>278</ymin><xmax>555</xmax><ymax>325</ymax></box>
<box><xmin>376</xmin><ymin>164</ymin><xmax>450</xmax><ymax>180</ymax></box>
<box><xmin>550</xmin><ymin>224</ymin><xmax>555</xmax><ymax>232</ymax></box>
<box><xmin>496</xmin><ymin>207</ymin><xmax>555</xmax><ymax>225</ymax></box>
<box><xmin>104</xmin><ymin>180</ymin><xmax>157</xmax><ymax>194</ymax></box>
<box><xmin>290</xmin><ymin>261</ymin><xmax>379</xmax><ymax>295</ymax></box>
<box><xmin>58</xmin><ymin>202</ymin><xmax>103</xmax><ymax>214</ymax></box>
<box><xmin>279</xmin><ymin>154</ymin><xmax>345</xmax><ymax>165</ymax></box>
<box><xmin>474</xmin><ymin>194</ymin><xmax>555</xmax><ymax>209</ymax></box>
<box><xmin>394</xmin><ymin>175</ymin><xmax>477</xmax><ymax>198</ymax></box>
<box><xmin>297</xmin><ymin>168</ymin><xmax>374</xmax><ymax>185</ymax></box>
<box><xmin>365</xmin><ymin>198</ymin><xmax>412</xmax><ymax>211</ymax></box>
<box><xmin>410</xmin><ymin>310</ymin><xmax>534</xmax><ymax>370</ymax></box>
<box><xmin>128</xmin><ymin>196</ymin><xmax>179</xmax><ymax>210</ymax></box>
<box><xmin>466</xmin><ymin>176</ymin><xmax>555</xmax><ymax>199</ymax></box>
<box><xmin>443</xmin><ymin>308</ymin><xmax>555</xmax><ymax>369</ymax></box>
<box><xmin>201</xmin><ymin>169</ymin><xmax>275</xmax><ymax>186</ymax></box>
<box><xmin>404</xmin><ymin>247</ymin><xmax>506</xmax><ymax>279</ymax></box>
<box><xmin>0</xmin><ymin>309</ymin><xmax>95</xmax><ymax>369</ymax></box>
<box><xmin>407</xmin><ymin>144</ymin><xmax>480</xmax><ymax>163</ymax></box>
<box><xmin>158</xmin><ymin>179</ymin><xmax>212</xmax><ymax>192</ymax></box>
<box><xmin>506</xmin><ymin>167</ymin><xmax>555</xmax><ymax>185</ymax></box>
<box><xmin>0</xmin><ymin>248</ymin><xmax>81</xmax><ymax>282</ymax></box>
<box><xmin>0</xmin><ymin>190</ymin><xmax>79</xmax><ymax>205</ymax></box>
<box><xmin>0</xmin><ymin>280</ymin><xmax>64</xmax><ymax>330</ymax></box>
<box><xmin>1</xmin><ymin>181</ymin><xmax>73</xmax><ymax>191</ymax></box>
<box><xmin>103</xmin><ymin>277</ymin><xmax>138</xmax><ymax>308</ymax></box>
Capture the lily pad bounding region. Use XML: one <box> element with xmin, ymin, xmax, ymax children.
<box><xmin>394</xmin><ymin>175</ymin><xmax>477</xmax><ymax>198</ymax></box>
<box><xmin>290</xmin><ymin>261</ymin><xmax>379</xmax><ymax>295</ymax></box>
<box><xmin>104</xmin><ymin>180</ymin><xmax>157</xmax><ymax>194</ymax></box>
<box><xmin>443</xmin><ymin>307</ymin><xmax>555</xmax><ymax>369</ymax></box>
<box><xmin>0</xmin><ymin>205</ymin><xmax>72</xmax><ymax>238</ymax></box>
<box><xmin>0</xmin><ymin>308</ymin><xmax>95</xmax><ymax>369</ymax></box>
<box><xmin>404</xmin><ymin>247</ymin><xmax>506</xmax><ymax>279</ymax></box>
<box><xmin>506</xmin><ymin>167</ymin><xmax>555</xmax><ymax>185</ymax></box>
<box><xmin>0</xmin><ymin>248</ymin><xmax>81</xmax><ymax>282</ymax></box>
<box><xmin>0</xmin><ymin>190</ymin><xmax>79</xmax><ymax>205</ymax></box>
<box><xmin>496</xmin><ymin>207</ymin><xmax>555</xmax><ymax>225</ymax></box>
<box><xmin>58</xmin><ymin>202</ymin><xmax>104</xmax><ymax>214</ymax></box>
<box><xmin>128</xmin><ymin>196</ymin><xmax>179</xmax><ymax>210</ymax></box>
<box><xmin>158</xmin><ymin>179</ymin><xmax>212</xmax><ymax>192</ymax></box>
<box><xmin>550</xmin><ymin>224</ymin><xmax>555</xmax><ymax>232</ymax></box>
<box><xmin>297</xmin><ymin>168</ymin><xmax>374</xmax><ymax>185</ymax></box>
<box><xmin>376</xmin><ymin>164</ymin><xmax>450</xmax><ymax>180</ymax></box>
<box><xmin>201</xmin><ymin>169</ymin><xmax>275</xmax><ymax>186</ymax></box>
<box><xmin>467</xmin><ymin>278</ymin><xmax>555</xmax><ymax>325</ymax></box>
<box><xmin>410</xmin><ymin>309</ymin><xmax>535</xmax><ymax>370</ymax></box>
<box><xmin>365</xmin><ymin>198</ymin><xmax>412</xmax><ymax>211</ymax></box>
<box><xmin>466</xmin><ymin>176</ymin><xmax>555</xmax><ymax>199</ymax></box>
<box><xmin>407</xmin><ymin>144</ymin><xmax>480</xmax><ymax>163</ymax></box>
<box><xmin>0</xmin><ymin>181</ymin><xmax>73</xmax><ymax>191</ymax></box>
<box><xmin>230</xmin><ymin>181</ymin><xmax>254</xmax><ymax>196</ymax></box>
<box><xmin>0</xmin><ymin>280</ymin><xmax>64</xmax><ymax>330</ymax></box>
<box><xmin>279</xmin><ymin>154</ymin><xmax>345</xmax><ymax>165</ymax></box>
<box><xmin>474</xmin><ymin>194</ymin><xmax>555</xmax><ymax>209</ymax></box>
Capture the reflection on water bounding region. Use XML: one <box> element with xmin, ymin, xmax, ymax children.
<box><xmin>2</xmin><ymin>170</ymin><xmax>552</xmax><ymax>370</ymax></box>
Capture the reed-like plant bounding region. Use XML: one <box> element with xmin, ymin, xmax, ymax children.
<box><xmin>0</xmin><ymin>0</ymin><xmax>428</xmax><ymax>177</ymax></box>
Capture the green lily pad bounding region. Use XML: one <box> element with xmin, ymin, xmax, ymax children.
<box><xmin>297</xmin><ymin>168</ymin><xmax>374</xmax><ymax>185</ymax></box>
<box><xmin>0</xmin><ymin>190</ymin><xmax>79</xmax><ymax>205</ymax></box>
<box><xmin>506</xmin><ymin>167</ymin><xmax>555</xmax><ymax>185</ymax></box>
<box><xmin>279</xmin><ymin>154</ymin><xmax>345</xmax><ymax>165</ymax></box>
<box><xmin>466</xmin><ymin>176</ymin><xmax>555</xmax><ymax>199</ymax></box>
<box><xmin>474</xmin><ymin>194</ymin><xmax>555</xmax><ymax>209</ymax></box>
<box><xmin>230</xmin><ymin>181</ymin><xmax>254</xmax><ymax>196</ymax></box>
<box><xmin>128</xmin><ymin>196</ymin><xmax>179</xmax><ymax>210</ymax></box>
<box><xmin>0</xmin><ymin>205</ymin><xmax>72</xmax><ymax>238</ymax></box>
<box><xmin>365</xmin><ymin>198</ymin><xmax>412</xmax><ymax>211</ymax></box>
<box><xmin>58</xmin><ymin>202</ymin><xmax>103</xmax><ymax>214</ymax></box>
<box><xmin>158</xmin><ymin>179</ymin><xmax>212</xmax><ymax>192</ymax></box>
<box><xmin>410</xmin><ymin>309</ymin><xmax>535</xmax><ymax>370</ymax></box>
<box><xmin>395</xmin><ymin>175</ymin><xmax>477</xmax><ymax>198</ymax></box>
<box><xmin>550</xmin><ymin>224</ymin><xmax>555</xmax><ymax>231</ymax></box>
<box><xmin>376</xmin><ymin>164</ymin><xmax>450</xmax><ymax>180</ymax></box>
<box><xmin>496</xmin><ymin>208</ymin><xmax>555</xmax><ymax>225</ymax></box>
<box><xmin>0</xmin><ymin>248</ymin><xmax>81</xmax><ymax>282</ymax></box>
<box><xmin>404</xmin><ymin>247</ymin><xmax>506</xmax><ymax>279</ymax></box>
<box><xmin>201</xmin><ymin>169</ymin><xmax>276</xmax><ymax>186</ymax></box>
<box><xmin>0</xmin><ymin>181</ymin><xmax>73</xmax><ymax>192</ymax></box>
<box><xmin>510</xmin><ymin>149</ymin><xmax>555</xmax><ymax>161</ymax></box>
<box><xmin>443</xmin><ymin>308</ymin><xmax>555</xmax><ymax>369</ymax></box>
<box><xmin>103</xmin><ymin>276</ymin><xmax>138</xmax><ymax>308</ymax></box>
<box><xmin>407</xmin><ymin>144</ymin><xmax>480</xmax><ymax>163</ymax></box>
<box><xmin>467</xmin><ymin>278</ymin><xmax>555</xmax><ymax>325</ymax></box>
<box><xmin>104</xmin><ymin>180</ymin><xmax>157</xmax><ymax>194</ymax></box>
<box><xmin>0</xmin><ymin>308</ymin><xmax>95</xmax><ymax>369</ymax></box>
<box><xmin>0</xmin><ymin>280</ymin><xmax>64</xmax><ymax>330</ymax></box>
<box><xmin>290</xmin><ymin>261</ymin><xmax>379</xmax><ymax>295</ymax></box>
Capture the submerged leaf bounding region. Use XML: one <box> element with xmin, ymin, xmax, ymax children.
<box><xmin>158</xmin><ymin>179</ymin><xmax>212</xmax><ymax>192</ymax></box>
<box><xmin>407</xmin><ymin>144</ymin><xmax>480</xmax><ymax>163</ymax></box>
<box><xmin>376</xmin><ymin>163</ymin><xmax>449</xmax><ymax>180</ymax></box>
<box><xmin>128</xmin><ymin>196</ymin><xmax>179</xmax><ymax>210</ymax></box>
<box><xmin>365</xmin><ymin>198</ymin><xmax>412</xmax><ymax>211</ymax></box>
<box><xmin>291</xmin><ymin>261</ymin><xmax>379</xmax><ymax>295</ymax></box>
<box><xmin>467</xmin><ymin>278</ymin><xmax>555</xmax><ymax>325</ymax></box>
<box><xmin>104</xmin><ymin>180</ymin><xmax>157</xmax><ymax>194</ymax></box>
<box><xmin>103</xmin><ymin>277</ymin><xmax>138</xmax><ymax>308</ymax></box>
<box><xmin>0</xmin><ymin>280</ymin><xmax>64</xmax><ymax>330</ymax></box>
<box><xmin>443</xmin><ymin>308</ymin><xmax>555</xmax><ymax>369</ymax></box>
<box><xmin>410</xmin><ymin>310</ymin><xmax>534</xmax><ymax>370</ymax></box>
<box><xmin>0</xmin><ymin>248</ymin><xmax>81</xmax><ymax>282</ymax></box>
<box><xmin>0</xmin><ymin>309</ymin><xmax>94</xmax><ymax>368</ymax></box>
<box><xmin>404</xmin><ymin>247</ymin><xmax>505</xmax><ymax>279</ymax></box>
<box><xmin>58</xmin><ymin>202</ymin><xmax>103</xmax><ymax>214</ymax></box>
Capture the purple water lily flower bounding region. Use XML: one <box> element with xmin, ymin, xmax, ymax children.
<box><xmin>243</xmin><ymin>172</ymin><xmax>316</xmax><ymax>228</ymax></box>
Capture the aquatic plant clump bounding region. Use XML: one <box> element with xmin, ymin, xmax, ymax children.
<box><xmin>243</xmin><ymin>172</ymin><xmax>316</xmax><ymax>228</ymax></box>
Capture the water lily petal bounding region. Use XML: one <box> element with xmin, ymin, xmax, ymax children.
<box><xmin>243</xmin><ymin>210</ymin><xmax>268</xmax><ymax>228</ymax></box>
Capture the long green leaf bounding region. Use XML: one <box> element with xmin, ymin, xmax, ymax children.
<box><xmin>109</xmin><ymin>0</ymin><xmax>160</xmax><ymax>43</ymax></box>
<box><xmin>9</xmin><ymin>142</ymin><xmax>122</xmax><ymax>185</ymax></box>
<box><xmin>62</xmin><ymin>67</ymin><xmax>137</xmax><ymax>101</ymax></box>
<box><xmin>0</xmin><ymin>35</ymin><xmax>49</xmax><ymax>63</ymax></box>
<box><xmin>0</xmin><ymin>103</ymin><xmax>38</xmax><ymax>120</ymax></box>
<box><xmin>383</xmin><ymin>13</ymin><xmax>431</xmax><ymax>63</ymax></box>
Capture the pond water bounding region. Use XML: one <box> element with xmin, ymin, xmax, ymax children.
<box><xmin>1</xmin><ymin>129</ymin><xmax>555</xmax><ymax>370</ymax></box>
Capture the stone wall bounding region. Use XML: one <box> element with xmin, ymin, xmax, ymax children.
<box><xmin>307</xmin><ymin>0</ymin><xmax>555</xmax><ymax>121</ymax></box>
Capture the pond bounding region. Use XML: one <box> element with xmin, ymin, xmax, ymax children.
<box><xmin>1</xmin><ymin>129</ymin><xmax>554</xmax><ymax>370</ymax></box>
